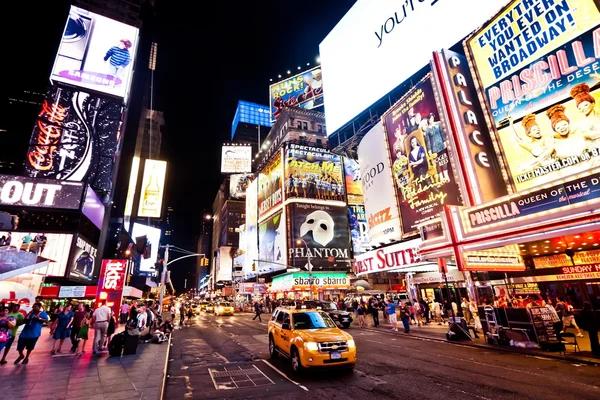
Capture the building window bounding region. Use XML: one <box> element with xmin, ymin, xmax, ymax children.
<box><xmin>228</xmin><ymin>227</ymin><xmax>233</xmax><ymax>232</ymax></box>
<box><xmin>303</xmin><ymin>121</ymin><xmax>308</xmax><ymax>130</ymax></box>
<box><xmin>318</xmin><ymin>124</ymin><xmax>326</xmax><ymax>134</ymax></box>
<box><xmin>316</xmin><ymin>138</ymin><xmax>322</xmax><ymax>146</ymax></box>
<box><xmin>296</xmin><ymin>120</ymin><xmax>302</xmax><ymax>129</ymax></box>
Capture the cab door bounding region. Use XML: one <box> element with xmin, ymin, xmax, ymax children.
<box><xmin>271</xmin><ymin>310</ymin><xmax>284</xmax><ymax>352</ymax></box>
<box><xmin>279</xmin><ymin>312</ymin><xmax>292</xmax><ymax>356</ymax></box>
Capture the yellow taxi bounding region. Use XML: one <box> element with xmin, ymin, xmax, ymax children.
<box><xmin>205</xmin><ymin>303</ymin><xmax>215</xmax><ymax>313</ymax></box>
<box><xmin>268</xmin><ymin>306</ymin><xmax>356</xmax><ymax>373</ymax></box>
<box><xmin>214</xmin><ymin>301</ymin><xmax>235</xmax><ymax>316</ymax></box>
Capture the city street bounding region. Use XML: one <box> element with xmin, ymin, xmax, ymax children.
<box><xmin>164</xmin><ymin>312</ymin><xmax>600</xmax><ymax>400</ymax></box>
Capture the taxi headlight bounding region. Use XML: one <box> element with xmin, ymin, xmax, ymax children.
<box><xmin>217</xmin><ymin>307</ymin><xmax>224</xmax><ymax>312</ymax></box>
<box><xmin>347</xmin><ymin>339</ymin><xmax>356</xmax><ymax>348</ymax></box>
<box><xmin>305</xmin><ymin>342</ymin><xmax>319</xmax><ymax>351</ymax></box>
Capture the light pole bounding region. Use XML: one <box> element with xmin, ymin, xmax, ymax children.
<box><xmin>158</xmin><ymin>245</ymin><xmax>205</xmax><ymax>308</ymax></box>
<box><xmin>296</xmin><ymin>239</ymin><xmax>313</xmax><ymax>300</ymax></box>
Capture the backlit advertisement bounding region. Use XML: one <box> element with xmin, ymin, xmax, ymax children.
<box><xmin>284</xmin><ymin>144</ymin><xmax>344</xmax><ymax>202</ymax></box>
<box><xmin>269</xmin><ymin>66</ymin><xmax>324</xmax><ymax>121</ymax></box>
<box><xmin>258</xmin><ymin>211</ymin><xmax>285</xmax><ymax>274</ymax></box>
<box><xmin>95</xmin><ymin>259</ymin><xmax>127</xmax><ymax>316</ymax></box>
<box><xmin>343</xmin><ymin>158</ymin><xmax>363</xmax><ymax>205</ymax></box>
<box><xmin>221</xmin><ymin>145</ymin><xmax>252</xmax><ymax>173</ymax></box>
<box><xmin>348</xmin><ymin>204</ymin><xmax>369</xmax><ymax>255</ymax></box>
<box><xmin>467</xmin><ymin>11</ymin><xmax>600</xmax><ymax>191</ymax></box>
<box><xmin>357</xmin><ymin>122</ymin><xmax>402</xmax><ymax>245</ymax></box>
<box><xmin>137</xmin><ymin>159</ymin><xmax>167</xmax><ymax>218</ymax></box>
<box><xmin>383</xmin><ymin>75</ymin><xmax>463</xmax><ymax>234</ymax></box>
<box><xmin>245</xmin><ymin>179</ymin><xmax>259</xmax><ymax>277</ymax></box>
<box><xmin>50</xmin><ymin>6</ymin><xmax>139</xmax><ymax>99</ymax></box>
<box><xmin>229</xmin><ymin>173</ymin><xmax>253</xmax><ymax>199</ymax></box>
<box><xmin>67</xmin><ymin>234</ymin><xmax>98</xmax><ymax>282</ymax></box>
<box><xmin>82</xmin><ymin>186</ymin><xmax>104</xmax><ymax>229</ymax></box>
<box><xmin>258</xmin><ymin>152</ymin><xmax>283</xmax><ymax>219</ymax></box>
<box><xmin>319</xmin><ymin>0</ymin><xmax>507</xmax><ymax>134</ymax></box>
<box><xmin>287</xmin><ymin>203</ymin><xmax>351</xmax><ymax>272</ymax></box>
<box><xmin>25</xmin><ymin>86</ymin><xmax>123</xmax><ymax>196</ymax></box>
<box><xmin>216</xmin><ymin>247</ymin><xmax>233</xmax><ymax>283</ymax></box>
<box><xmin>131</xmin><ymin>223</ymin><xmax>161</xmax><ymax>275</ymax></box>
<box><xmin>0</xmin><ymin>174</ymin><xmax>84</xmax><ymax>210</ymax></box>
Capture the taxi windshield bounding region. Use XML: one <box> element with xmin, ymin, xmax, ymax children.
<box><xmin>219</xmin><ymin>302</ymin><xmax>231</xmax><ymax>307</ymax></box>
<box><xmin>292</xmin><ymin>312</ymin><xmax>337</xmax><ymax>330</ymax></box>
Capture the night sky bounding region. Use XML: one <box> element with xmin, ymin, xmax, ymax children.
<box><xmin>2</xmin><ymin>0</ymin><xmax>355</xmax><ymax>291</ymax></box>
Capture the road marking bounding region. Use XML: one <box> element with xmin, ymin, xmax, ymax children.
<box><xmin>434</xmin><ymin>382</ymin><xmax>492</xmax><ymax>400</ymax></box>
<box><xmin>213</xmin><ymin>352</ymin><xmax>229</xmax><ymax>363</ymax></box>
<box><xmin>261</xmin><ymin>360</ymin><xmax>309</xmax><ymax>392</ymax></box>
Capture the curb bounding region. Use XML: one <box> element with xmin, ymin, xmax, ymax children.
<box><xmin>159</xmin><ymin>333</ymin><xmax>173</xmax><ymax>400</ymax></box>
<box><xmin>360</xmin><ymin>326</ymin><xmax>599</xmax><ymax>367</ymax></box>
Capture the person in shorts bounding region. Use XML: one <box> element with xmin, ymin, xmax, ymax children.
<box><xmin>386</xmin><ymin>299</ymin><xmax>398</xmax><ymax>332</ymax></box>
<box><xmin>15</xmin><ymin>302</ymin><xmax>48</xmax><ymax>364</ymax></box>
<box><xmin>1</xmin><ymin>303</ymin><xmax>23</xmax><ymax>364</ymax></box>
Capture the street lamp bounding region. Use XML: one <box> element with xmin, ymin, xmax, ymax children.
<box><xmin>296</xmin><ymin>239</ymin><xmax>313</xmax><ymax>300</ymax></box>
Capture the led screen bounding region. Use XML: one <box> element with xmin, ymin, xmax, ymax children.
<box><xmin>137</xmin><ymin>159</ymin><xmax>167</xmax><ymax>218</ymax></box>
<box><xmin>131</xmin><ymin>223</ymin><xmax>161</xmax><ymax>275</ymax></box>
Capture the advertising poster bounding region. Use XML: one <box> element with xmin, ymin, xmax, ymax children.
<box><xmin>25</xmin><ymin>86</ymin><xmax>123</xmax><ymax>196</ymax></box>
<box><xmin>284</xmin><ymin>144</ymin><xmax>344</xmax><ymax>202</ymax></box>
<box><xmin>343</xmin><ymin>158</ymin><xmax>363</xmax><ymax>205</ymax></box>
<box><xmin>382</xmin><ymin>75</ymin><xmax>463</xmax><ymax>233</ymax></box>
<box><xmin>348</xmin><ymin>204</ymin><xmax>369</xmax><ymax>255</ymax></box>
<box><xmin>269</xmin><ymin>66</ymin><xmax>324</xmax><ymax>121</ymax></box>
<box><xmin>216</xmin><ymin>247</ymin><xmax>233</xmax><ymax>283</ymax></box>
<box><xmin>221</xmin><ymin>145</ymin><xmax>252</xmax><ymax>173</ymax></box>
<box><xmin>137</xmin><ymin>159</ymin><xmax>167</xmax><ymax>218</ymax></box>
<box><xmin>357</xmin><ymin>122</ymin><xmax>402</xmax><ymax>245</ymax></box>
<box><xmin>0</xmin><ymin>174</ymin><xmax>85</xmax><ymax>210</ymax></box>
<box><xmin>67</xmin><ymin>234</ymin><xmax>98</xmax><ymax>282</ymax></box>
<box><xmin>258</xmin><ymin>211</ymin><xmax>285</xmax><ymax>274</ymax></box>
<box><xmin>229</xmin><ymin>173</ymin><xmax>253</xmax><ymax>199</ymax></box>
<box><xmin>50</xmin><ymin>6</ymin><xmax>139</xmax><ymax>99</ymax></box>
<box><xmin>258</xmin><ymin>152</ymin><xmax>283</xmax><ymax>219</ymax></box>
<box><xmin>287</xmin><ymin>203</ymin><xmax>351</xmax><ymax>272</ymax></box>
<box><xmin>467</xmin><ymin>7</ymin><xmax>600</xmax><ymax>192</ymax></box>
<box><xmin>245</xmin><ymin>179</ymin><xmax>259</xmax><ymax>277</ymax></box>
<box><xmin>131</xmin><ymin>223</ymin><xmax>161</xmax><ymax>276</ymax></box>
<box><xmin>95</xmin><ymin>259</ymin><xmax>127</xmax><ymax>316</ymax></box>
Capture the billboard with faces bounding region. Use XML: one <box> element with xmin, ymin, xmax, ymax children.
<box><xmin>269</xmin><ymin>66</ymin><xmax>324</xmax><ymax>121</ymax></box>
<box><xmin>229</xmin><ymin>173</ymin><xmax>254</xmax><ymax>199</ymax></box>
<box><xmin>244</xmin><ymin>179</ymin><xmax>259</xmax><ymax>277</ymax></box>
<box><xmin>348</xmin><ymin>204</ymin><xmax>370</xmax><ymax>255</ymax></box>
<box><xmin>465</xmin><ymin>0</ymin><xmax>600</xmax><ymax>192</ymax></box>
<box><xmin>50</xmin><ymin>6</ymin><xmax>139</xmax><ymax>99</ymax></box>
<box><xmin>258</xmin><ymin>152</ymin><xmax>283</xmax><ymax>219</ymax></box>
<box><xmin>258</xmin><ymin>211</ymin><xmax>285</xmax><ymax>274</ymax></box>
<box><xmin>343</xmin><ymin>158</ymin><xmax>363</xmax><ymax>205</ymax></box>
<box><xmin>287</xmin><ymin>203</ymin><xmax>352</xmax><ymax>272</ymax></box>
<box><xmin>67</xmin><ymin>234</ymin><xmax>98</xmax><ymax>282</ymax></box>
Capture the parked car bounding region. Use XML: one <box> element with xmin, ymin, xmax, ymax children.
<box><xmin>304</xmin><ymin>301</ymin><xmax>353</xmax><ymax>328</ymax></box>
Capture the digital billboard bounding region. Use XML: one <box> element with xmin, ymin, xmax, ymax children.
<box><xmin>131</xmin><ymin>223</ymin><xmax>161</xmax><ymax>275</ymax></box>
<box><xmin>466</xmin><ymin>1</ymin><xmax>600</xmax><ymax>192</ymax></box>
<box><xmin>0</xmin><ymin>174</ymin><xmax>84</xmax><ymax>210</ymax></box>
<box><xmin>95</xmin><ymin>259</ymin><xmax>127</xmax><ymax>316</ymax></box>
<box><xmin>284</xmin><ymin>144</ymin><xmax>344</xmax><ymax>202</ymax></box>
<box><xmin>216</xmin><ymin>247</ymin><xmax>233</xmax><ymax>283</ymax></box>
<box><xmin>258</xmin><ymin>151</ymin><xmax>283</xmax><ymax>219</ymax></box>
<box><xmin>348</xmin><ymin>203</ymin><xmax>369</xmax><ymax>255</ymax></box>
<box><xmin>82</xmin><ymin>186</ymin><xmax>105</xmax><ymax>229</ymax></box>
<box><xmin>229</xmin><ymin>173</ymin><xmax>253</xmax><ymax>199</ymax></box>
<box><xmin>221</xmin><ymin>145</ymin><xmax>252</xmax><ymax>173</ymax></box>
<box><xmin>25</xmin><ymin>86</ymin><xmax>123</xmax><ymax>196</ymax></box>
<box><xmin>67</xmin><ymin>234</ymin><xmax>98</xmax><ymax>282</ymax></box>
<box><xmin>357</xmin><ymin>123</ymin><xmax>402</xmax><ymax>245</ymax></box>
<box><xmin>287</xmin><ymin>203</ymin><xmax>351</xmax><ymax>271</ymax></box>
<box><xmin>382</xmin><ymin>74</ymin><xmax>463</xmax><ymax>234</ymax></box>
<box><xmin>50</xmin><ymin>6</ymin><xmax>139</xmax><ymax>99</ymax></box>
<box><xmin>318</xmin><ymin>0</ymin><xmax>507</xmax><ymax>134</ymax></box>
<box><xmin>343</xmin><ymin>158</ymin><xmax>363</xmax><ymax>205</ymax></box>
<box><xmin>137</xmin><ymin>159</ymin><xmax>167</xmax><ymax>218</ymax></box>
<box><xmin>245</xmin><ymin>179</ymin><xmax>259</xmax><ymax>277</ymax></box>
<box><xmin>231</xmin><ymin>100</ymin><xmax>272</xmax><ymax>139</ymax></box>
<box><xmin>258</xmin><ymin>211</ymin><xmax>285</xmax><ymax>274</ymax></box>
<box><xmin>269</xmin><ymin>66</ymin><xmax>324</xmax><ymax>121</ymax></box>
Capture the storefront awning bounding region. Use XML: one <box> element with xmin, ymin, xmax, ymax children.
<box><xmin>0</xmin><ymin>247</ymin><xmax>50</xmax><ymax>281</ymax></box>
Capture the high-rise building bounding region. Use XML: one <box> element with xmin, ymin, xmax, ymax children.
<box><xmin>195</xmin><ymin>213</ymin><xmax>212</xmax><ymax>289</ymax></box>
<box><xmin>231</xmin><ymin>100</ymin><xmax>272</xmax><ymax>154</ymax></box>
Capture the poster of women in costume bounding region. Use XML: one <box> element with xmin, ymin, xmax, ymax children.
<box><xmin>382</xmin><ymin>74</ymin><xmax>462</xmax><ymax>234</ymax></box>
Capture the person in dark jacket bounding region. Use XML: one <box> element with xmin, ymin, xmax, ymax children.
<box><xmin>252</xmin><ymin>302</ymin><xmax>262</xmax><ymax>322</ymax></box>
<box><xmin>580</xmin><ymin>302</ymin><xmax>599</xmax><ymax>357</ymax></box>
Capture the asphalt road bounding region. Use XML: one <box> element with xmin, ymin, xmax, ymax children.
<box><xmin>164</xmin><ymin>312</ymin><xmax>600</xmax><ymax>400</ymax></box>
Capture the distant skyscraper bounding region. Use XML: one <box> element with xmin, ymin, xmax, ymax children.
<box><xmin>231</xmin><ymin>101</ymin><xmax>272</xmax><ymax>155</ymax></box>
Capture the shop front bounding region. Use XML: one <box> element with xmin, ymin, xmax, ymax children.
<box><xmin>270</xmin><ymin>271</ymin><xmax>350</xmax><ymax>301</ymax></box>
<box><xmin>39</xmin><ymin>284</ymin><xmax>142</xmax><ymax>307</ymax></box>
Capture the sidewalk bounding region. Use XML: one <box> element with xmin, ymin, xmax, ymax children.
<box><xmin>0</xmin><ymin>326</ymin><xmax>169</xmax><ymax>400</ymax></box>
<box><xmin>356</xmin><ymin>313</ymin><xmax>600</xmax><ymax>366</ymax></box>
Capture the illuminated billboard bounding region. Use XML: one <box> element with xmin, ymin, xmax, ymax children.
<box><xmin>0</xmin><ymin>174</ymin><xmax>84</xmax><ymax>210</ymax></box>
<box><xmin>258</xmin><ymin>151</ymin><xmax>283</xmax><ymax>219</ymax></box>
<box><xmin>244</xmin><ymin>179</ymin><xmax>259</xmax><ymax>277</ymax></box>
<box><xmin>382</xmin><ymin>74</ymin><xmax>463</xmax><ymax>234</ymax></box>
<box><xmin>82</xmin><ymin>186</ymin><xmax>105</xmax><ymax>229</ymax></box>
<box><xmin>287</xmin><ymin>203</ymin><xmax>351</xmax><ymax>271</ymax></box>
<box><xmin>50</xmin><ymin>6</ymin><xmax>139</xmax><ymax>99</ymax></box>
<box><xmin>216</xmin><ymin>247</ymin><xmax>233</xmax><ymax>283</ymax></box>
<box><xmin>221</xmin><ymin>145</ymin><xmax>252</xmax><ymax>173</ymax></box>
<box><xmin>131</xmin><ymin>223</ymin><xmax>161</xmax><ymax>275</ymax></box>
<box><xmin>348</xmin><ymin>204</ymin><xmax>369</xmax><ymax>255</ymax></box>
<box><xmin>269</xmin><ymin>66</ymin><xmax>324</xmax><ymax>121</ymax></box>
<box><xmin>231</xmin><ymin>100</ymin><xmax>272</xmax><ymax>139</ymax></box>
<box><xmin>229</xmin><ymin>173</ymin><xmax>253</xmax><ymax>199</ymax></box>
<box><xmin>25</xmin><ymin>86</ymin><xmax>123</xmax><ymax>196</ymax></box>
<box><xmin>258</xmin><ymin>211</ymin><xmax>285</xmax><ymax>274</ymax></box>
<box><xmin>319</xmin><ymin>0</ymin><xmax>506</xmax><ymax>134</ymax></box>
<box><xmin>137</xmin><ymin>159</ymin><xmax>167</xmax><ymax>218</ymax></box>
<box><xmin>284</xmin><ymin>144</ymin><xmax>344</xmax><ymax>202</ymax></box>
<box><xmin>465</xmin><ymin>1</ymin><xmax>600</xmax><ymax>192</ymax></box>
<box><xmin>343</xmin><ymin>158</ymin><xmax>363</xmax><ymax>205</ymax></box>
<box><xmin>95</xmin><ymin>259</ymin><xmax>127</xmax><ymax>316</ymax></box>
<box><xmin>67</xmin><ymin>234</ymin><xmax>98</xmax><ymax>282</ymax></box>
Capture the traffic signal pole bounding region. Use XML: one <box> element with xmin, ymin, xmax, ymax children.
<box><xmin>158</xmin><ymin>244</ymin><xmax>205</xmax><ymax>308</ymax></box>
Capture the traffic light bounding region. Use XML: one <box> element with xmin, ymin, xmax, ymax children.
<box><xmin>252</xmin><ymin>262</ymin><xmax>256</xmax><ymax>272</ymax></box>
<box><xmin>200</xmin><ymin>257</ymin><xmax>209</xmax><ymax>267</ymax></box>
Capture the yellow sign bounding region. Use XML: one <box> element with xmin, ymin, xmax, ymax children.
<box><xmin>123</xmin><ymin>157</ymin><xmax>140</xmax><ymax>218</ymax></box>
<box><xmin>573</xmin><ymin>249</ymin><xmax>600</xmax><ymax>265</ymax></box>
<box><xmin>137</xmin><ymin>159</ymin><xmax>167</xmax><ymax>218</ymax></box>
<box><xmin>533</xmin><ymin>253</ymin><xmax>572</xmax><ymax>268</ymax></box>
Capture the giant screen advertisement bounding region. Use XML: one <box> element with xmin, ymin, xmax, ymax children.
<box><xmin>258</xmin><ymin>151</ymin><xmax>283</xmax><ymax>219</ymax></box>
<box><xmin>67</xmin><ymin>234</ymin><xmax>98</xmax><ymax>282</ymax></box>
<box><xmin>284</xmin><ymin>144</ymin><xmax>344</xmax><ymax>202</ymax></box>
<box><xmin>50</xmin><ymin>6</ymin><xmax>139</xmax><ymax>99</ymax></box>
<box><xmin>343</xmin><ymin>158</ymin><xmax>363</xmax><ymax>205</ymax></box>
<box><xmin>269</xmin><ymin>66</ymin><xmax>324</xmax><ymax>121</ymax></box>
<box><xmin>244</xmin><ymin>179</ymin><xmax>259</xmax><ymax>277</ymax></box>
<box><xmin>382</xmin><ymin>74</ymin><xmax>463</xmax><ymax>234</ymax></box>
<box><xmin>258</xmin><ymin>211</ymin><xmax>285</xmax><ymax>274</ymax></box>
<box><xmin>287</xmin><ymin>203</ymin><xmax>351</xmax><ymax>271</ymax></box>
<box><xmin>466</xmin><ymin>0</ymin><xmax>600</xmax><ymax>192</ymax></box>
<box><xmin>25</xmin><ymin>86</ymin><xmax>123</xmax><ymax>197</ymax></box>
<box><xmin>348</xmin><ymin>203</ymin><xmax>370</xmax><ymax>255</ymax></box>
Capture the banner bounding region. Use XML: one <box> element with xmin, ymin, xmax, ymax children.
<box><xmin>353</xmin><ymin>239</ymin><xmax>422</xmax><ymax>276</ymax></box>
<box><xmin>269</xmin><ymin>66</ymin><xmax>324</xmax><ymax>121</ymax></box>
<box><xmin>25</xmin><ymin>86</ymin><xmax>123</xmax><ymax>196</ymax></box>
<box><xmin>221</xmin><ymin>145</ymin><xmax>252</xmax><ymax>173</ymax></box>
<box><xmin>258</xmin><ymin>211</ymin><xmax>285</xmax><ymax>274</ymax></box>
<box><xmin>382</xmin><ymin>74</ymin><xmax>463</xmax><ymax>233</ymax></box>
<box><xmin>343</xmin><ymin>158</ymin><xmax>364</xmax><ymax>204</ymax></box>
<box><xmin>229</xmin><ymin>173</ymin><xmax>253</xmax><ymax>199</ymax></box>
<box><xmin>348</xmin><ymin>204</ymin><xmax>370</xmax><ymax>255</ymax></box>
<box><xmin>137</xmin><ymin>159</ymin><xmax>167</xmax><ymax>218</ymax></box>
<box><xmin>287</xmin><ymin>203</ymin><xmax>351</xmax><ymax>271</ymax></box>
<box><xmin>95</xmin><ymin>259</ymin><xmax>127</xmax><ymax>316</ymax></box>
<box><xmin>0</xmin><ymin>174</ymin><xmax>84</xmax><ymax>210</ymax></box>
<box><xmin>357</xmin><ymin>122</ymin><xmax>402</xmax><ymax>245</ymax></box>
<box><xmin>216</xmin><ymin>247</ymin><xmax>233</xmax><ymax>283</ymax></box>
<box><xmin>245</xmin><ymin>179</ymin><xmax>259</xmax><ymax>277</ymax></box>
<box><xmin>284</xmin><ymin>144</ymin><xmax>344</xmax><ymax>202</ymax></box>
<box><xmin>67</xmin><ymin>234</ymin><xmax>98</xmax><ymax>282</ymax></box>
<box><xmin>258</xmin><ymin>152</ymin><xmax>283</xmax><ymax>219</ymax></box>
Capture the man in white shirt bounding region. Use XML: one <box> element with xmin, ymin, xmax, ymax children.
<box><xmin>92</xmin><ymin>300</ymin><xmax>112</xmax><ymax>354</ymax></box>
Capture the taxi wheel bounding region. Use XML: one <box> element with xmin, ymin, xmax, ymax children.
<box><xmin>269</xmin><ymin>335</ymin><xmax>278</xmax><ymax>359</ymax></box>
<box><xmin>291</xmin><ymin>348</ymin><xmax>304</xmax><ymax>373</ymax></box>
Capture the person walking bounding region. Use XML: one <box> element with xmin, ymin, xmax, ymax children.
<box><xmin>580</xmin><ymin>302</ymin><xmax>600</xmax><ymax>357</ymax></box>
<box><xmin>49</xmin><ymin>305</ymin><xmax>63</xmax><ymax>336</ymax></box>
<box><xmin>433</xmin><ymin>300</ymin><xmax>442</xmax><ymax>325</ymax></box>
<box><xmin>106</xmin><ymin>313</ymin><xmax>117</xmax><ymax>348</ymax></box>
<box><xmin>558</xmin><ymin>298</ymin><xmax>584</xmax><ymax>337</ymax></box>
<box><xmin>357</xmin><ymin>302</ymin><xmax>366</xmax><ymax>328</ymax></box>
<box><xmin>371</xmin><ymin>298</ymin><xmax>380</xmax><ymax>328</ymax></box>
<box><xmin>401</xmin><ymin>302</ymin><xmax>412</xmax><ymax>333</ymax></box>
<box><xmin>170</xmin><ymin>304</ymin><xmax>176</xmax><ymax>322</ymax></box>
<box><xmin>252</xmin><ymin>301</ymin><xmax>262</xmax><ymax>322</ymax></box>
<box><xmin>179</xmin><ymin>304</ymin><xmax>185</xmax><ymax>326</ymax></box>
<box><xmin>14</xmin><ymin>302</ymin><xmax>48</xmax><ymax>365</ymax></box>
<box><xmin>76</xmin><ymin>313</ymin><xmax>91</xmax><ymax>355</ymax></box>
<box><xmin>70</xmin><ymin>303</ymin><xmax>87</xmax><ymax>352</ymax></box>
<box><xmin>1</xmin><ymin>303</ymin><xmax>23</xmax><ymax>364</ymax></box>
<box><xmin>92</xmin><ymin>300</ymin><xmax>112</xmax><ymax>354</ymax></box>
<box><xmin>0</xmin><ymin>307</ymin><xmax>16</xmax><ymax>358</ymax></box>
<box><xmin>120</xmin><ymin>302</ymin><xmax>130</xmax><ymax>324</ymax></box>
<box><xmin>386</xmin><ymin>299</ymin><xmax>398</xmax><ymax>332</ymax></box>
<box><xmin>51</xmin><ymin>304</ymin><xmax>74</xmax><ymax>354</ymax></box>
<box><xmin>461</xmin><ymin>298</ymin><xmax>471</xmax><ymax>323</ymax></box>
